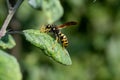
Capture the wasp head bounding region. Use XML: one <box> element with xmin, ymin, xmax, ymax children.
<box><xmin>40</xmin><ymin>24</ymin><xmax>57</xmax><ymax>33</ymax></box>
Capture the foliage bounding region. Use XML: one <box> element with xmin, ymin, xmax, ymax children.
<box><xmin>0</xmin><ymin>34</ymin><xmax>16</xmax><ymax>49</ymax></box>
<box><xmin>0</xmin><ymin>0</ymin><xmax>66</xmax><ymax>80</ymax></box>
<box><xmin>0</xmin><ymin>50</ymin><xmax>22</xmax><ymax>80</ymax></box>
<box><xmin>23</xmin><ymin>29</ymin><xmax>72</xmax><ymax>65</ymax></box>
<box><xmin>0</xmin><ymin>0</ymin><xmax>120</xmax><ymax>80</ymax></box>
<box><xmin>28</xmin><ymin>0</ymin><xmax>63</xmax><ymax>23</ymax></box>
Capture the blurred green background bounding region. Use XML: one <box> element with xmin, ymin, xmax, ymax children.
<box><xmin>1</xmin><ymin>0</ymin><xmax>120</xmax><ymax>80</ymax></box>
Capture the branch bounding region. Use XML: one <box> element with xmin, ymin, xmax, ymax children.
<box><xmin>0</xmin><ymin>0</ymin><xmax>24</xmax><ymax>39</ymax></box>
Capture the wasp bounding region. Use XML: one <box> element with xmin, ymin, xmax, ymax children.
<box><xmin>40</xmin><ymin>21</ymin><xmax>77</xmax><ymax>48</ymax></box>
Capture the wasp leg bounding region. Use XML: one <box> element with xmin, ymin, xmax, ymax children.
<box><xmin>55</xmin><ymin>36</ymin><xmax>59</xmax><ymax>42</ymax></box>
<box><xmin>52</xmin><ymin>36</ymin><xmax>59</xmax><ymax>50</ymax></box>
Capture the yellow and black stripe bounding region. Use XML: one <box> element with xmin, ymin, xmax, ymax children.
<box><xmin>58</xmin><ymin>32</ymin><xmax>68</xmax><ymax>47</ymax></box>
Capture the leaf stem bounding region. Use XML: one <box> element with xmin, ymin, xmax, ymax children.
<box><xmin>0</xmin><ymin>0</ymin><xmax>24</xmax><ymax>39</ymax></box>
<box><xmin>8</xmin><ymin>30</ymin><xmax>23</xmax><ymax>34</ymax></box>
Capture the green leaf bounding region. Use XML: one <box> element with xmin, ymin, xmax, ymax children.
<box><xmin>28</xmin><ymin>0</ymin><xmax>63</xmax><ymax>23</ymax></box>
<box><xmin>42</xmin><ymin>0</ymin><xmax>63</xmax><ymax>23</ymax></box>
<box><xmin>23</xmin><ymin>29</ymin><xmax>72</xmax><ymax>65</ymax></box>
<box><xmin>0</xmin><ymin>50</ymin><xmax>22</xmax><ymax>80</ymax></box>
<box><xmin>0</xmin><ymin>34</ymin><xmax>16</xmax><ymax>49</ymax></box>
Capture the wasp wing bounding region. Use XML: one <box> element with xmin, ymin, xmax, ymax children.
<box><xmin>57</xmin><ymin>21</ymin><xmax>77</xmax><ymax>29</ymax></box>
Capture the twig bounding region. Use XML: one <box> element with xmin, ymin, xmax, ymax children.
<box><xmin>0</xmin><ymin>0</ymin><xmax>24</xmax><ymax>39</ymax></box>
<box><xmin>8</xmin><ymin>30</ymin><xmax>23</xmax><ymax>34</ymax></box>
<box><xmin>6</xmin><ymin>0</ymin><xmax>12</xmax><ymax>10</ymax></box>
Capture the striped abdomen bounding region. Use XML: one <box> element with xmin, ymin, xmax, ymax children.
<box><xmin>58</xmin><ymin>32</ymin><xmax>68</xmax><ymax>47</ymax></box>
